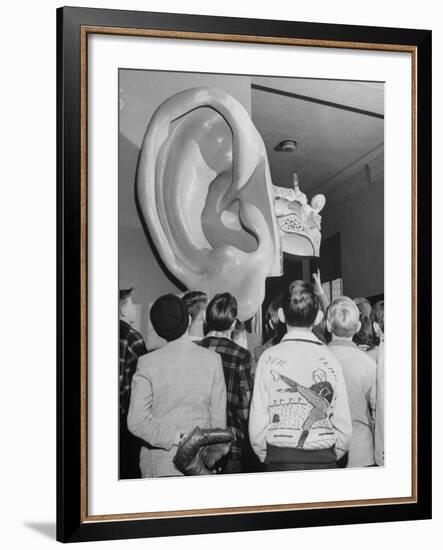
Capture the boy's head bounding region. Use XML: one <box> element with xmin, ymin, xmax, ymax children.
<box><xmin>327</xmin><ymin>296</ymin><xmax>361</xmax><ymax>338</ymax></box>
<box><xmin>205</xmin><ymin>293</ymin><xmax>238</xmax><ymax>332</ymax></box>
<box><xmin>182</xmin><ymin>291</ymin><xmax>208</xmax><ymax>324</ymax></box>
<box><xmin>279</xmin><ymin>281</ymin><xmax>321</xmax><ymax>328</ymax></box>
<box><xmin>265</xmin><ymin>296</ymin><xmax>282</xmax><ymax>331</ymax></box>
<box><xmin>353</xmin><ymin>297</ymin><xmax>372</xmax><ymax>318</ymax></box>
<box><xmin>149</xmin><ymin>294</ymin><xmax>189</xmax><ymax>342</ymax></box>
<box><xmin>371</xmin><ymin>300</ymin><xmax>384</xmax><ymax>337</ymax></box>
<box><xmin>353</xmin><ymin>297</ymin><xmax>374</xmax><ymax>347</ymax></box>
<box><xmin>119</xmin><ymin>287</ymin><xmax>137</xmax><ymax>325</ymax></box>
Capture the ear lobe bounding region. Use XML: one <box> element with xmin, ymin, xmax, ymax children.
<box><xmin>326</xmin><ymin>319</ymin><xmax>332</xmax><ymax>333</ymax></box>
<box><xmin>278</xmin><ymin>307</ymin><xmax>286</xmax><ymax>325</ymax></box>
<box><xmin>357</xmin><ymin>320</ymin><xmax>362</xmax><ymax>333</ymax></box>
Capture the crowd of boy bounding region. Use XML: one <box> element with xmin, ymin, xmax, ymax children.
<box><xmin>119</xmin><ymin>278</ymin><xmax>385</xmax><ymax>478</ymax></box>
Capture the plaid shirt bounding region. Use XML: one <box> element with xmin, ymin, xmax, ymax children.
<box><xmin>120</xmin><ymin>320</ymin><xmax>147</xmax><ymax>419</ymax></box>
<box><xmin>199</xmin><ymin>336</ymin><xmax>253</xmax><ymax>461</ymax></box>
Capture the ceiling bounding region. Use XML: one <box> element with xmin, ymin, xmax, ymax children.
<box><xmin>250</xmin><ymin>76</ymin><xmax>384</xmax><ymax>196</ymax></box>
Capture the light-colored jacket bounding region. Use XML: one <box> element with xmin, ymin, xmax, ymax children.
<box><xmin>328</xmin><ymin>339</ymin><xmax>376</xmax><ymax>466</ymax></box>
<box><xmin>249</xmin><ymin>331</ymin><xmax>352</xmax><ymax>462</ymax></box>
<box><xmin>128</xmin><ymin>335</ymin><xmax>227</xmax><ymax>477</ymax></box>
<box><xmin>374</xmin><ymin>341</ymin><xmax>385</xmax><ymax>466</ymax></box>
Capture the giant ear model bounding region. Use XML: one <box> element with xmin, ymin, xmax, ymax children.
<box><xmin>137</xmin><ymin>87</ymin><xmax>282</xmax><ymax>321</ymax></box>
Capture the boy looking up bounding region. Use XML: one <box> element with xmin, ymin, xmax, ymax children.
<box><xmin>128</xmin><ymin>294</ymin><xmax>226</xmax><ymax>478</ymax></box>
<box><xmin>249</xmin><ymin>281</ymin><xmax>352</xmax><ymax>471</ymax></box>
<box><xmin>327</xmin><ymin>297</ymin><xmax>377</xmax><ymax>467</ymax></box>
<box><xmin>199</xmin><ymin>293</ymin><xmax>253</xmax><ymax>473</ymax></box>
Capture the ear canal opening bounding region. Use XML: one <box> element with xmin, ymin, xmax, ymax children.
<box><xmin>219</xmin><ymin>199</ymin><xmax>260</xmax><ymax>252</ymax></box>
<box><xmin>220</xmin><ymin>200</ymin><xmax>242</xmax><ymax>232</ymax></box>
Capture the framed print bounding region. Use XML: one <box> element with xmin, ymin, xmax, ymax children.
<box><xmin>56</xmin><ymin>6</ymin><xmax>432</xmax><ymax>543</ymax></box>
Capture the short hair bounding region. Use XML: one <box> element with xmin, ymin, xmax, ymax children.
<box><xmin>119</xmin><ymin>287</ymin><xmax>133</xmax><ymax>309</ymax></box>
<box><xmin>354</xmin><ymin>297</ymin><xmax>372</xmax><ymax>318</ymax></box>
<box><xmin>182</xmin><ymin>291</ymin><xmax>208</xmax><ymax>322</ymax></box>
<box><xmin>372</xmin><ymin>300</ymin><xmax>384</xmax><ymax>333</ymax></box>
<box><xmin>327</xmin><ymin>296</ymin><xmax>360</xmax><ymax>338</ymax></box>
<box><xmin>353</xmin><ymin>297</ymin><xmax>374</xmax><ymax>347</ymax></box>
<box><xmin>205</xmin><ymin>293</ymin><xmax>238</xmax><ymax>332</ymax></box>
<box><xmin>265</xmin><ymin>297</ymin><xmax>282</xmax><ymax>330</ymax></box>
<box><xmin>282</xmin><ymin>281</ymin><xmax>319</xmax><ymax>328</ymax></box>
<box><xmin>264</xmin><ymin>295</ymin><xmax>286</xmax><ymax>344</ymax></box>
<box><xmin>149</xmin><ymin>294</ymin><xmax>188</xmax><ymax>342</ymax></box>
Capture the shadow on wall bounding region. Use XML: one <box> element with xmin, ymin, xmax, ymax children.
<box><xmin>23</xmin><ymin>522</ymin><xmax>56</xmax><ymax>540</ymax></box>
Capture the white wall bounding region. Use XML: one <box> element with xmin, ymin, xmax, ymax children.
<box><xmin>322</xmin><ymin>166</ymin><xmax>384</xmax><ymax>298</ymax></box>
<box><xmin>0</xmin><ymin>1</ymin><xmax>438</xmax><ymax>549</ymax></box>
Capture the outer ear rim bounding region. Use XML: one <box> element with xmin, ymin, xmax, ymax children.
<box><xmin>278</xmin><ymin>307</ymin><xmax>285</xmax><ymax>325</ymax></box>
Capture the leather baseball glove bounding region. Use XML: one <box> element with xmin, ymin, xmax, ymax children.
<box><xmin>173</xmin><ymin>427</ymin><xmax>233</xmax><ymax>475</ymax></box>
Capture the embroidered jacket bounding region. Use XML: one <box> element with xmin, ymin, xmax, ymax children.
<box><xmin>249</xmin><ymin>331</ymin><xmax>352</xmax><ymax>462</ymax></box>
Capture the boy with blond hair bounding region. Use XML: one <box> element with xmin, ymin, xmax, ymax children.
<box><xmin>327</xmin><ymin>296</ymin><xmax>376</xmax><ymax>467</ymax></box>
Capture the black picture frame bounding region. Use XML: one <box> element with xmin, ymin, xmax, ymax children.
<box><xmin>57</xmin><ymin>5</ymin><xmax>432</xmax><ymax>543</ymax></box>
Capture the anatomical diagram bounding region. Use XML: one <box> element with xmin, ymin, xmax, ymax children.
<box><xmin>137</xmin><ymin>87</ymin><xmax>325</xmax><ymax>321</ymax></box>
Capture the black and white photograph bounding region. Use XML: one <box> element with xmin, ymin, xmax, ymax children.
<box><xmin>118</xmin><ymin>69</ymin><xmax>385</xmax><ymax>480</ymax></box>
<box><xmin>0</xmin><ymin>0</ymin><xmax>435</xmax><ymax>546</ymax></box>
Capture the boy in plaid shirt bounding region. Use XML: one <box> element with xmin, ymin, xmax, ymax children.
<box><xmin>119</xmin><ymin>287</ymin><xmax>147</xmax><ymax>478</ymax></box>
<box><xmin>199</xmin><ymin>293</ymin><xmax>253</xmax><ymax>473</ymax></box>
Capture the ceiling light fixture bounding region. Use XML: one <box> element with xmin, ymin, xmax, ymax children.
<box><xmin>274</xmin><ymin>139</ymin><xmax>298</xmax><ymax>152</ymax></box>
